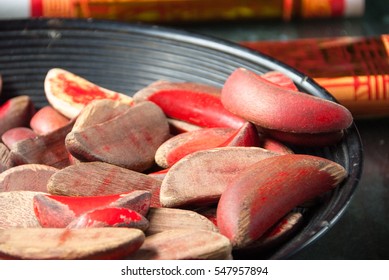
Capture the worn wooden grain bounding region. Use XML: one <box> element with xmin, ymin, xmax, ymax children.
<box><xmin>127</xmin><ymin>229</ymin><xmax>232</xmax><ymax>260</ymax></box>
<box><xmin>0</xmin><ymin>191</ymin><xmax>45</xmax><ymax>229</ymax></box>
<box><xmin>0</xmin><ymin>95</ymin><xmax>35</xmax><ymax>136</ymax></box>
<box><xmin>47</xmin><ymin>161</ymin><xmax>161</xmax><ymax>207</ymax></box>
<box><xmin>0</xmin><ymin>143</ymin><xmax>12</xmax><ymax>172</ymax></box>
<box><xmin>66</xmin><ymin>101</ymin><xmax>170</xmax><ymax>172</ymax></box>
<box><xmin>160</xmin><ymin>146</ymin><xmax>280</xmax><ymax>208</ymax></box>
<box><xmin>72</xmin><ymin>99</ymin><xmax>131</xmax><ymax>131</ymax></box>
<box><xmin>145</xmin><ymin>207</ymin><xmax>218</xmax><ymax>236</ymax></box>
<box><xmin>9</xmin><ymin>119</ymin><xmax>75</xmax><ymax>169</ymax></box>
<box><xmin>0</xmin><ymin>164</ymin><xmax>58</xmax><ymax>192</ymax></box>
<box><xmin>0</xmin><ymin>227</ymin><xmax>144</xmax><ymax>260</ymax></box>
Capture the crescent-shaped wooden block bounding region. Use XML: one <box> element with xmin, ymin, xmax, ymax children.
<box><xmin>34</xmin><ymin>190</ymin><xmax>151</xmax><ymax>228</ymax></box>
<box><xmin>160</xmin><ymin>146</ymin><xmax>280</xmax><ymax>208</ymax></box>
<box><xmin>46</xmin><ymin>161</ymin><xmax>161</xmax><ymax>207</ymax></box>
<box><xmin>221</xmin><ymin>68</ymin><xmax>353</xmax><ymax>134</ymax></box>
<box><xmin>44</xmin><ymin>68</ymin><xmax>133</xmax><ymax>119</ymax></box>
<box><xmin>126</xmin><ymin>229</ymin><xmax>232</xmax><ymax>260</ymax></box>
<box><xmin>65</xmin><ymin>101</ymin><xmax>170</xmax><ymax>172</ymax></box>
<box><xmin>133</xmin><ymin>80</ymin><xmax>245</xmax><ymax>129</ymax></box>
<box><xmin>0</xmin><ymin>227</ymin><xmax>144</xmax><ymax>260</ymax></box>
<box><xmin>216</xmin><ymin>154</ymin><xmax>347</xmax><ymax>248</ymax></box>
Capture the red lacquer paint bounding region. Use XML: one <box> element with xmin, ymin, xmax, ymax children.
<box><xmin>54</xmin><ymin>73</ymin><xmax>120</xmax><ymax>105</ymax></box>
<box><xmin>220</xmin><ymin>122</ymin><xmax>261</xmax><ymax>147</ymax></box>
<box><xmin>0</xmin><ymin>100</ymin><xmax>11</xmax><ymax>117</ymax></box>
<box><xmin>149</xmin><ymin>90</ymin><xmax>245</xmax><ymax>129</ymax></box>
<box><xmin>164</xmin><ymin>129</ymin><xmax>235</xmax><ymax>166</ymax></box>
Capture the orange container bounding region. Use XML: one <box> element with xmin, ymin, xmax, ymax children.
<box><xmin>1</xmin><ymin>0</ymin><xmax>364</xmax><ymax>23</ymax></box>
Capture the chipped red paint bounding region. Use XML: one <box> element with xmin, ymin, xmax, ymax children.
<box><xmin>54</xmin><ymin>73</ymin><xmax>120</xmax><ymax>105</ymax></box>
<box><xmin>44</xmin><ymin>193</ymin><xmax>122</xmax><ymax>216</ymax></box>
<box><xmin>80</xmin><ymin>207</ymin><xmax>143</xmax><ymax>226</ymax></box>
<box><xmin>67</xmin><ymin>207</ymin><xmax>147</xmax><ymax>229</ymax></box>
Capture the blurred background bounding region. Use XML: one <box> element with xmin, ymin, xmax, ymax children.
<box><xmin>178</xmin><ymin>0</ymin><xmax>388</xmax><ymax>40</ymax></box>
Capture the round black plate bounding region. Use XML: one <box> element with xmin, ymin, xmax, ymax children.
<box><xmin>0</xmin><ymin>18</ymin><xmax>363</xmax><ymax>260</ymax></box>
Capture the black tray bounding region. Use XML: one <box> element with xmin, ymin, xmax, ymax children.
<box><xmin>0</xmin><ymin>18</ymin><xmax>363</xmax><ymax>260</ymax></box>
